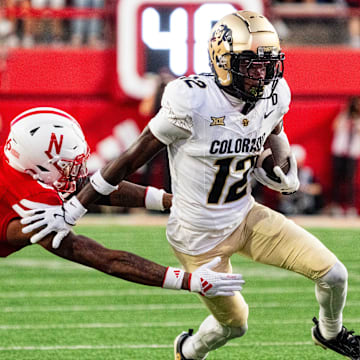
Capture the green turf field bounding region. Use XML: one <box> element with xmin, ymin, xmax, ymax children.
<box><xmin>0</xmin><ymin>224</ymin><xmax>359</xmax><ymax>360</ymax></box>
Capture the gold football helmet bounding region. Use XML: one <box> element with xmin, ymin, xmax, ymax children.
<box><xmin>208</xmin><ymin>10</ymin><xmax>284</xmax><ymax>102</ymax></box>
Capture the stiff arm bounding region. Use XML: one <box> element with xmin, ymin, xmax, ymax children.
<box><xmin>80</xmin><ymin>127</ymin><xmax>165</xmax><ymax>207</ymax></box>
<box><xmin>6</xmin><ymin>217</ymin><xmax>244</xmax><ymax>297</ymax></box>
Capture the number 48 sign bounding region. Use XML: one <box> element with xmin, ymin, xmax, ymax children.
<box><xmin>117</xmin><ymin>0</ymin><xmax>264</xmax><ymax>99</ymax></box>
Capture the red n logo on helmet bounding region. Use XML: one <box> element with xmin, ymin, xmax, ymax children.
<box><xmin>45</xmin><ymin>132</ymin><xmax>63</xmax><ymax>159</ymax></box>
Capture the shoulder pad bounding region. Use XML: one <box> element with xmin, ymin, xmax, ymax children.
<box><xmin>160</xmin><ymin>79</ymin><xmax>193</xmax><ymax>132</ymax></box>
<box><xmin>162</xmin><ymin>76</ymin><xmax>207</xmax><ymax>109</ymax></box>
<box><xmin>161</xmin><ymin>78</ymin><xmax>189</xmax><ymax>109</ymax></box>
<box><xmin>160</xmin><ymin>76</ymin><xmax>208</xmax><ymax>131</ymax></box>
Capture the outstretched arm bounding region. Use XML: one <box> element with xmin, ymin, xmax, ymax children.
<box><xmin>80</xmin><ymin>126</ymin><xmax>165</xmax><ymax>208</ymax></box>
<box><xmin>78</xmin><ymin>178</ymin><xmax>172</xmax><ymax>210</ymax></box>
<box><xmin>6</xmin><ymin>217</ymin><xmax>173</xmax><ymax>287</ymax></box>
<box><xmin>12</xmin><ymin>184</ymin><xmax>171</xmax><ymax>249</ymax></box>
<box><xmin>97</xmin><ymin>181</ymin><xmax>173</xmax><ymax>210</ymax></box>
<box><xmin>6</xmin><ymin>218</ymin><xmax>244</xmax><ymax>296</ymax></box>
<box><xmin>12</xmin><ymin>127</ymin><xmax>168</xmax><ymax>247</ymax></box>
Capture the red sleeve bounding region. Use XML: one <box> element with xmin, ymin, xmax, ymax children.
<box><xmin>0</xmin><ymin>211</ymin><xmax>19</xmax><ymax>257</ymax></box>
<box><xmin>0</xmin><ymin>160</ymin><xmax>62</xmax><ymax>256</ymax></box>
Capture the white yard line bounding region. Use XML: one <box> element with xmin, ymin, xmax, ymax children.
<box><xmin>0</xmin><ymin>278</ymin><xmax>103</xmax><ymax>285</ymax></box>
<box><xmin>2</xmin><ymin>301</ymin><xmax>360</xmax><ymax>313</ymax></box>
<box><xmin>0</xmin><ymin>304</ymin><xmax>203</xmax><ymax>313</ymax></box>
<box><xmin>0</xmin><ymin>259</ymin><xmax>89</xmax><ymax>271</ymax></box>
<box><xmin>0</xmin><ymin>322</ymin><xmax>189</xmax><ymax>330</ymax></box>
<box><xmin>1</xmin><ymin>318</ymin><xmax>360</xmax><ymax>331</ymax></box>
<box><xmin>0</xmin><ymin>341</ymin><xmax>314</xmax><ymax>351</ymax></box>
<box><xmin>1</xmin><ymin>286</ymin><xmax>360</xmax><ymax>298</ymax></box>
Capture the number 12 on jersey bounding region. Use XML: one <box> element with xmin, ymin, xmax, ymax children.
<box><xmin>208</xmin><ymin>156</ymin><xmax>256</xmax><ymax>204</ymax></box>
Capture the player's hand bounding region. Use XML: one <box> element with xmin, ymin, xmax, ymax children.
<box><xmin>190</xmin><ymin>257</ymin><xmax>245</xmax><ymax>297</ymax></box>
<box><xmin>162</xmin><ymin>193</ymin><xmax>173</xmax><ymax>210</ymax></box>
<box><xmin>12</xmin><ymin>200</ymin><xmax>71</xmax><ymax>248</ymax></box>
<box><xmin>253</xmin><ymin>153</ymin><xmax>300</xmax><ymax>194</ymax></box>
<box><xmin>12</xmin><ymin>196</ymin><xmax>87</xmax><ymax>248</ymax></box>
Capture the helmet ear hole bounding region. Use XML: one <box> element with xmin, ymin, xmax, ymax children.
<box><xmin>36</xmin><ymin>165</ymin><xmax>50</xmax><ymax>172</ymax></box>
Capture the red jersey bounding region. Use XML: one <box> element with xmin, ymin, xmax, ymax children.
<box><xmin>0</xmin><ymin>151</ymin><xmax>62</xmax><ymax>257</ymax></box>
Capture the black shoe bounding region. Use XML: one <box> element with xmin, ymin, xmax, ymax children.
<box><xmin>174</xmin><ymin>329</ymin><xmax>194</xmax><ymax>360</ymax></box>
<box><xmin>312</xmin><ymin>317</ymin><xmax>360</xmax><ymax>360</ymax></box>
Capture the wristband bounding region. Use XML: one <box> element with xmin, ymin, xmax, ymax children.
<box><xmin>90</xmin><ymin>169</ymin><xmax>119</xmax><ymax>195</ymax></box>
<box><xmin>162</xmin><ymin>267</ymin><xmax>185</xmax><ymax>290</ymax></box>
<box><xmin>145</xmin><ymin>186</ymin><xmax>165</xmax><ymax>211</ymax></box>
<box><xmin>63</xmin><ymin>196</ymin><xmax>88</xmax><ymax>225</ymax></box>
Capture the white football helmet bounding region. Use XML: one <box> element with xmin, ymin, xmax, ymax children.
<box><xmin>4</xmin><ymin>107</ymin><xmax>89</xmax><ymax>193</ymax></box>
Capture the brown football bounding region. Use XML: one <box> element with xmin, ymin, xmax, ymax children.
<box><xmin>256</xmin><ymin>134</ymin><xmax>291</xmax><ymax>182</ymax></box>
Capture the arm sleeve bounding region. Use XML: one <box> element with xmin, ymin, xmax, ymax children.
<box><xmin>278</xmin><ymin>78</ymin><xmax>291</xmax><ymax>116</ymax></box>
<box><xmin>148</xmin><ymin>79</ymin><xmax>193</xmax><ymax>145</ymax></box>
<box><xmin>272</xmin><ymin>78</ymin><xmax>291</xmax><ymax>132</ymax></box>
<box><xmin>277</xmin><ymin>127</ymin><xmax>291</xmax><ymax>147</ymax></box>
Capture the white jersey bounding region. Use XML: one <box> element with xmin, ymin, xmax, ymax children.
<box><xmin>149</xmin><ymin>75</ymin><xmax>291</xmax><ymax>255</ymax></box>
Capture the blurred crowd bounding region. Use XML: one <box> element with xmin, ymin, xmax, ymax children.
<box><xmin>0</xmin><ymin>0</ymin><xmax>359</xmax><ymax>48</ymax></box>
<box><xmin>0</xmin><ymin>0</ymin><xmax>114</xmax><ymax>48</ymax></box>
<box><xmin>272</xmin><ymin>0</ymin><xmax>360</xmax><ymax>47</ymax></box>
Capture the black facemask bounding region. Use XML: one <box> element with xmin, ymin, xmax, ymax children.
<box><xmin>216</xmin><ymin>50</ymin><xmax>285</xmax><ymax>103</ymax></box>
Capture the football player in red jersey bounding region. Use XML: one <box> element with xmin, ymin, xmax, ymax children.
<box><xmin>2</xmin><ymin>107</ymin><xmax>244</xmax><ymax>297</ymax></box>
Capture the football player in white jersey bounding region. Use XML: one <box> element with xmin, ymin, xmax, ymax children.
<box><xmin>15</xmin><ymin>11</ymin><xmax>360</xmax><ymax>360</ymax></box>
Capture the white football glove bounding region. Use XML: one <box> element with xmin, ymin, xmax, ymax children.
<box><xmin>190</xmin><ymin>257</ymin><xmax>245</xmax><ymax>297</ymax></box>
<box><xmin>253</xmin><ymin>153</ymin><xmax>300</xmax><ymax>194</ymax></box>
<box><xmin>12</xmin><ymin>196</ymin><xmax>87</xmax><ymax>249</ymax></box>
